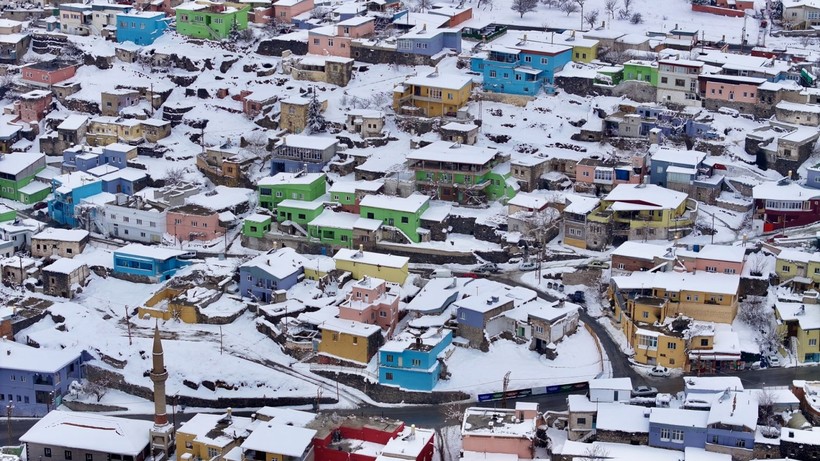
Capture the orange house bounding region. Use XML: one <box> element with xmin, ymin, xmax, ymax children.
<box><xmin>166</xmin><ymin>204</ymin><xmax>225</xmax><ymax>243</ymax></box>
<box><xmin>20</xmin><ymin>61</ymin><xmax>76</xmax><ymax>88</ymax></box>
<box><xmin>273</xmin><ymin>0</ymin><xmax>313</xmax><ymax>24</ymax></box>
<box><xmin>338</xmin><ymin>276</ymin><xmax>400</xmax><ymax>335</ymax></box>
<box><xmin>18</xmin><ymin>90</ymin><xmax>53</xmax><ymax>123</ymax></box>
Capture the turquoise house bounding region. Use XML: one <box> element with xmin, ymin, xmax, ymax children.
<box><xmin>113</xmin><ymin>244</ymin><xmax>192</xmax><ymax>282</ymax></box>
<box><xmin>116</xmin><ymin>11</ymin><xmax>168</xmax><ymax>46</ymax></box>
<box><xmin>48</xmin><ymin>172</ymin><xmax>103</xmax><ymax>227</ymax></box>
<box><xmin>378</xmin><ymin>329</ymin><xmax>452</xmax><ymax>391</ymax></box>
<box><xmin>470</xmin><ymin>41</ymin><xmax>572</xmax><ymax>95</ymax></box>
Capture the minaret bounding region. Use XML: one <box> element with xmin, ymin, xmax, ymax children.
<box><xmin>149</xmin><ymin>323</ymin><xmax>174</xmax><ymax>458</ymax></box>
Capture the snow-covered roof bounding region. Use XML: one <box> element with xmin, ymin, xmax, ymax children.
<box><xmin>776</xmin><ymin>302</ymin><xmax>820</xmax><ymax>331</ymax></box>
<box><xmin>611</xmin><ymin>271</ymin><xmax>740</xmax><ymax>295</ymax></box>
<box><xmin>0</xmin><ymin>152</ymin><xmax>45</xmax><ymax>176</ymax></box>
<box><xmin>379</xmin><ymin>426</ymin><xmax>435</xmax><ymax>460</ymax></box>
<box><xmin>54</xmin><ymin>171</ymin><xmax>101</xmax><ymax>194</ymax></box>
<box><xmin>179</xmin><ymin>413</ymin><xmax>253</xmax><ymax>447</ymax></box>
<box><xmin>650</xmin><ymin>145</ymin><xmax>707</xmax><ymax>166</ymax></box>
<box><xmin>33</xmin><ymin>228</ymin><xmax>89</xmax><ymax>242</ymax></box>
<box><xmin>649</xmin><ymin>407</ymin><xmax>709</xmax><ymax>428</ymax></box>
<box><xmin>114</xmin><ymin>243</ymin><xmax>188</xmax><ymax>261</ymax></box>
<box><xmin>690</xmin><ymin>244</ymin><xmax>746</xmax><ymax>264</ymax></box>
<box><xmin>319</xmin><ymin>317</ymin><xmax>382</xmax><ymax>336</ymax></box>
<box><xmin>752</xmin><ymin>180</ymin><xmax>820</xmax><ymax>201</ymax></box>
<box><xmin>333</xmin><ymin>248</ymin><xmax>408</xmax><ymax>269</ymax></box>
<box><xmin>402</xmin><ymin>74</ymin><xmax>472</xmax><ymax>91</ymax></box>
<box><xmin>241</xmin><ymin>422</ymin><xmax>316</xmax><ymax>457</ymax></box>
<box><xmin>406</xmin><ymin>141</ymin><xmax>498</xmax><ymax>166</ymax></box>
<box><xmin>100</xmin><ymin>168</ymin><xmax>148</xmax><ymax>182</ymax></box>
<box><xmin>707</xmin><ymin>391</ymin><xmax>757</xmax><ymax>430</ymax></box>
<box><xmin>20</xmin><ymin>411</ymin><xmax>151</xmax><ymax>455</ymax></box>
<box><xmin>596</xmin><ymin>403</ymin><xmax>650</xmax><ymax>433</ymax></box>
<box><xmin>781</xmin><ymin>427</ymin><xmax>820</xmax><ymax>446</ymax></box>
<box><xmin>0</xmin><ymin>340</ymin><xmax>81</xmax><ymax>373</ymax></box>
<box><xmin>405</xmin><ymin>277</ymin><xmax>458</xmax><ymax>313</ymax></box>
<box><xmin>57</xmin><ymin>114</ymin><xmax>88</xmax><ymax>131</ymax></box>
<box><xmin>454</xmin><ymin>293</ymin><xmax>511</xmax><ymax>314</ymax></box>
<box><xmin>328</xmin><ymin>180</ymin><xmax>383</xmax><ymax>194</ymax></box>
<box><xmin>588</xmin><ymin>377</ymin><xmax>632</xmax><ymax>391</ymax></box>
<box><xmin>684</xmin><ymin>376</ymin><xmax>743</xmax><ymax>393</ymax></box>
<box><xmin>508</xmin><ymin>191</ymin><xmax>552</xmax><ymax>211</ymax></box>
<box><xmin>567</xmin><ymin>394</ymin><xmax>597</xmax><ymax>412</ymax></box>
<box><xmin>42</xmin><ymin>258</ymin><xmax>87</xmax><ymax>275</ymax></box>
<box><xmin>337</xmin><ymin>15</ymin><xmax>374</xmax><ymax>27</ymax></box>
<box><xmin>186</xmin><ymin>186</ymin><xmax>253</xmax><ymax>212</ymax></box>
<box><xmin>308</xmin><ymin>209</ymin><xmax>381</xmax><ymax>231</ymax></box>
<box><xmin>563</xmin><ymin>194</ymin><xmax>600</xmax><ymax>215</ymax></box>
<box><xmin>253</xmin><ymin>407</ymin><xmax>315</xmax><ymax>426</ymax></box>
<box><xmin>360</xmin><ymin>193</ymin><xmax>428</xmax><ymax>213</ymax></box>
<box><xmin>604</xmin><ymin>184</ymin><xmax>688</xmax><ymax>210</ymax></box>
<box><xmin>612</xmin><ymin>241</ymin><xmax>671</xmax><ymax>261</ymax></box>
<box><xmin>240</xmin><ymin>247</ymin><xmax>306</xmax><ymax>279</ymax></box>
<box><xmin>776</xmin><ymin>101</ymin><xmax>820</xmax><ymax>113</ymax></box>
<box><xmin>245</xmin><ymin>213</ymin><xmax>272</xmax><ymax>223</ymax></box>
<box><xmin>258</xmin><ymin>172</ymin><xmax>326</xmax><ymax>187</ymax></box>
<box><xmin>282</xmin><ymin>134</ymin><xmax>337</xmax><ymax>150</ymax></box>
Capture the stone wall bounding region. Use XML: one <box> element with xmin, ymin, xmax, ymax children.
<box><xmin>595</xmin><ymin>429</ymin><xmax>648</xmax><ymax>446</ymax></box>
<box><xmin>739</xmin><ymin>276</ymin><xmax>770</xmax><ymax>297</ymax></box>
<box><xmin>610</xmin><ymin>81</ymin><xmax>657</xmax><ymax>103</ymax></box>
<box><xmin>704</xmin><ymin>98</ymin><xmax>756</xmax><ymax>115</ymax></box>
<box><xmin>781</xmin><ymin>438</ymin><xmax>820</xmax><ymax>460</ymax></box>
<box><xmin>257</xmin><ymin>39</ymin><xmax>308</xmax><ymax>56</ymax></box>
<box><xmin>349</xmin><ymin>44</ymin><xmax>445</xmax><ymax>67</ymax></box>
<box><xmin>314</xmin><ymin>370</ymin><xmax>470</xmax><ymax>404</ymax></box>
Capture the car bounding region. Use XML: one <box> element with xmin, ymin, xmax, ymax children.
<box><xmin>631</xmin><ymin>386</ymin><xmax>659</xmax><ymax>397</ymax></box>
<box><xmin>32</xmin><ymin>201</ymin><xmax>48</xmax><ymax>210</ymax></box>
<box><xmin>519</xmin><ymin>260</ymin><xmax>538</xmax><ymax>271</ymax></box>
<box><xmin>648</xmin><ymin>366</ymin><xmax>671</xmax><ymax>377</ymax></box>
<box><xmin>430</xmin><ymin>268</ymin><xmax>454</xmax><ymax>279</ymax></box>
<box><xmin>765</xmin><ymin>354</ymin><xmax>782</xmax><ymax>368</ymax></box>
<box><xmin>567</xmin><ymin>290</ymin><xmax>585</xmax><ymax>303</ymax></box>
<box><xmin>476</xmin><ymin>263</ymin><xmax>500</xmax><ymax>274</ymax></box>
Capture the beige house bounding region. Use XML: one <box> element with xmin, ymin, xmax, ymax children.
<box><xmin>784</xmin><ymin>1</ymin><xmax>820</xmax><ymax>29</ymax></box>
<box><xmin>31</xmin><ymin>229</ymin><xmax>89</xmax><ymax>259</ymax></box>
<box><xmin>567</xmin><ymin>395</ymin><xmax>598</xmax><ymax>441</ymax></box>
<box><xmin>280</xmin><ymin>96</ymin><xmax>328</xmax><ymax>134</ymax></box>
<box><xmin>41</xmin><ymin>259</ymin><xmax>90</xmax><ymax>298</ymax></box>
<box><xmin>345</xmin><ymin>109</ymin><xmax>384</xmax><ymax>138</ymax></box>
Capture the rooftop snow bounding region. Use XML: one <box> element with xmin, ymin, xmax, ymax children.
<box><xmin>282</xmin><ymin>135</ymin><xmax>337</xmax><ymax>150</ymax></box>
<box><xmin>240</xmin><ymin>247</ymin><xmax>307</xmax><ymax>279</ymax></box>
<box><xmin>401</xmin><ymin>74</ymin><xmax>472</xmax><ymax>91</ymax></box>
<box><xmin>563</xmin><ymin>194</ymin><xmax>600</xmax><ymax>215</ymax></box>
<box><xmin>649</xmin><ymin>407</ymin><xmax>709</xmax><ymax>428</ymax></box>
<box><xmin>507</xmin><ymin>191</ymin><xmax>552</xmax><ymax>210</ymax></box>
<box><xmin>776</xmin><ymin>302</ymin><xmax>820</xmax><ymax>331</ymax></box>
<box><xmin>360</xmin><ymin>193</ymin><xmax>428</xmax><ymax>213</ymax></box>
<box><xmin>319</xmin><ymin>317</ymin><xmax>382</xmax><ymax>336</ymax></box>
<box><xmin>611</xmin><ymin>241</ymin><xmax>671</xmax><ymax>261</ymax></box>
<box><xmin>114</xmin><ymin>243</ymin><xmax>188</xmax><ymax>261</ymax></box>
<box><xmin>595</xmin><ymin>403</ymin><xmax>650</xmax><ymax>433</ymax></box>
<box><xmin>0</xmin><ymin>152</ymin><xmax>45</xmax><ymax>176</ymax></box>
<box><xmin>33</xmin><ymin>228</ymin><xmax>89</xmax><ymax>242</ymax></box>
<box><xmin>241</xmin><ymin>423</ymin><xmax>317</xmax><ymax>457</ymax></box>
<box><xmin>684</xmin><ymin>376</ymin><xmax>743</xmax><ymax>393</ymax></box>
<box><xmin>650</xmin><ymin>146</ymin><xmax>707</xmax><ymax>166</ymax></box>
<box><xmin>0</xmin><ymin>341</ymin><xmax>81</xmax><ymax>373</ymax></box>
<box><xmin>42</xmin><ymin>258</ymin><xmax>87</xmax><ymax>275</ymax></box>
<box><xmin>258</xmin><ymin>172</ymin><xmax>326</xmax><ymax>187</ymax></box>
<box><xmin>57</xmin><ymin>114</ymin><xmax>88</xmax><ymax>131</ymax></box>
<box><xmin>333</xmin><ymin>248</ymin><xmax>408</xmax><ymax>269</ymax></box>
<box><xmin>20</xmin><ymin>411</ymin><xmax>152</xmax><ymax>455</ymax></box>
<box><xmin>406</xmin><ymin>141</ymin><xmax>499</xmax><ymax>166</ymax></box>
<box><xmin>604</xmin><ymin>184</ymin><xmax>688</xmax><ymax>210</ymax></box>
<box><xmin>753</xmin><ymin>180</ymin><xmax>820</xmax><ymax>201</ymax></box>
<box><xmin>707</xmin><ymin>391</ymin><xmax>758</xmax><ymax>430</ymax></box>
<box><xmin>611</xmin><ymin>271</ymin><xmax>740</xmax><ymax>295</ymax></box>
<box><xmin>588</xmin><ymin>377</ymin><xmax>632</xmax><ymax>391</ymax></box>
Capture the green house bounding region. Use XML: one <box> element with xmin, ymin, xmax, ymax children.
<box><xmin>0</xmin><ymin>153</ymin><xmax>47</xmax><ymax>203</ymax></box>
<box><xmin>308</xmin><ymin>209</ymin><xmax>382</xmax><ymax>248</ymax></box>
<box><xmin>622</xmin><ymin>60</ymin><xmax>658</xmax><ymax>86</ymax></box>
<box><xmin>406</xmin><ymin>141</ymin><xmax>516</xmax><ymax>205</ymax></box>
<box><xmin>174</xmin><ymin>1</ymin><xmax>250</xmax><ymax>40</ymax></box>
<box><xmin>257</xmin><ymin>172</ymin><xmax>326</xmax><ymax>212</ymax></box>
<box><xmin>359</xmin><ymin>193</ymin><xmax>429</xmax><ymax>243</ymax></box>
<box><xmin>0</xmin><ymin>204</ymin><xmax>16</xmax><ymax>222</ymax></box>
<box><xmin>328</xmin><ymin>180</ymin><xmax>383</xmax><ymax>213</ymax></box>
<box><xmin>243</xmin><ymin>213</ymin><xmax>272</xmax><ymax>238</ymax></box>
<box><xmin>277</xmin><ymin>195</ymin><xmax>327</xmax><ymax>227</ymax></box>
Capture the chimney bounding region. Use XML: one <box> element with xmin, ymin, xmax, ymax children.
<box><xmin>227</xmin><ymin>407</ymin><xmax>233</xmax><ymax>418</ymax></box>
<box><xmin>410</xmin><ymin>424</ymin><xmax>416</xmax><ymax>439</ymax></box>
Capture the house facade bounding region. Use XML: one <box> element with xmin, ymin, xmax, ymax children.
<box><xmin>657</xmin><ymin>59</ymin><xmax>703</xmax><ymax>107</ymax></box>
<box><xmin>20</xmin><ymin>60</ymin><xmax>76</xmax><ymax>88</ymax></box>
<box><xmin>31</xmin><ymin>228</ymin><xmax>89</xmax><ymax>259</ymax></box>
<box><xmin>392</xmin><ymin>74</ymin><xmax>472</xmax><ymax>117</ymax></box>
<box><xmin>116</xmin><ymin>11</ymin><xmax>168</xmax><ymax>46</ymax></box>
<box><xmin>271</xmin><ymin>135</ymin><xmax>339</xmax><ymax>174</ymax></box>
<box><xmin>338</xmin><ymin>276</ymin><xmax>399</xmax><ymax>333</ymax></box>
<box><xmin>258</xmin><ymin>171</ymin><xmax>326</xmax><ymax>211</ymax></box>
<box><xmin>753</xmin><ymin>180</ymin><xmax>820</xmax><ymax>232</ymax></box>
<box><xmin>0</xmin><ymin>152</ymin><xmax>46</xmax><ymax>203</ymax></box>
<box><xmin>359</xmin><ymin>193</ymin><xmax>429</xmax><ymax>243</ymax></box>
<box><xmin>332</xmin><ymin>248</ymin><xmax>409</xmax><ymax>284</ymax></box>
<box><xmin>378</xmin><ymin>329</ymin><xmax>452</xmax><ymax>391</ymax></box>
<box><xmin>239</xmin><ymin>247</ymin><xmax>306</xmax><ymax>302</ymax></box>
<box><xmin>470</xmin><ymin>41</ymin><xmax>572</xmax><ymax>95</ymax></box>
<box><xmin>48</xmin><ymin>172</ymin><xmax>103</xmax><ymax>227</ymax></box>
<box><xmin>318</xmin><ymin>318</ymin><xmax>383</xmax><ymax>364</ymax></box>
<box><xmin>42</xmin><ymin>259</ymin><xmax>90</xmax><ymax>298</ymax></box>
<box><xmin>112</xmin><ymin>244</ymin><xmax>192</xmax><ymax>282</ymax></box>
<box><xmin>1</xmin><ymin>341</ymin><xmax>84</xmax><ymax>416</ymax></box>
<box><xmin>175</xmin><ymin>2</ymin><xmax>250</xmax><ymax>40</ymax></box>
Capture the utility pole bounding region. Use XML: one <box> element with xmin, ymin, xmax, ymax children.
<box><xmin>125</xmin><ymin>305</ymin><xmax>132</xmax><ymax>346</ymax></box>
<box><xmin>171</xmin><ymin>394</ymin><xmax>178</xmax><ymax>432</ymax></box>
<box><xmin>6</xmin><ymin>400</ymin><xmax>13</xmax><ymax>447</ymax></box>
<box><xmin>219</xmin><ymin>326</ymin><xmax>223</xmax><ymax>355</ymax></box>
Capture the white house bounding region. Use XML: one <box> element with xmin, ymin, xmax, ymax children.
<box><xmin>588</xmin><ymin>377</ymin><xmax>633</xmax><ymax>403</ymax></box>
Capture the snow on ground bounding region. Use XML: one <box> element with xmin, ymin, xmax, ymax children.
<box><xmin>436</xmin><ymin>327</ymin><xmax>603</xmax><ymax>395</ymax></box>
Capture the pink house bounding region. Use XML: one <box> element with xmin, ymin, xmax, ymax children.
<box><xmin>307</xmin><ymin>16</ymin><xmax>375</xmax><ymax>58</ymax></box>
<box><xmin>338</xmin><ymin>276</ymin><xmax>399</xmax><ymax>335</ymax></box>
<box><xmin>679</xmin><ymin>244</ymin><xmax>746</xmax><ymax>275</ymax></box>
<box><xmin>18</xmin><ymin>90</ymin><xmax>53</xmax><ymax>123</ymax></box>
<box><xmin>20</xmin><ymin>60</ymin><xmax>76</xmax><ymax>88</ymax></box>
<box><xmin>574</xmin><ymin>155</ymin><xmax>645</xmax><ymax>193</ymax></box>
<box><xmin>699</xmin><ymin>74</ymin><xmax>765</xmax><ymax>113</ymax></box>
<box><xmin>273</xmin><ymin>0</ymin><xmax>313</xmax><ymax>24</ymax></box>
<box><xmin>166</xmin><ymin>204</ymin><xmax>224</xmax><ymax>243</ymax></box>
<box><xmin>461</xmin><ymin>403</ymin><xmax>540</xmax><ymax>459</ymax></box>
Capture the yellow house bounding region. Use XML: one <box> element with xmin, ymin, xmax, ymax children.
<box><xmin>177</xmin><ymin>412</ymin><xmax>253</xmax><ymax>461</ymax></box>
<box><xmin>776</xmin><ymin>301</ymin><xmax>820</xmax><ymax>363</ymax></box>
<box><xmin>393</xmin><ymin>74</ymin><xmax>472</xmax><ymax>118</ymax></box>
<box><xmin>87</xmin><ymin>116</ymin><xmax>154</xmax><ymax>146</ymax></box>
<box><xmin>776</xmin><ymin>249</ymin><xmax>820</xmax><ymax>289</ymax></box>
<box><xmin>304</xmin><ymin>255</ymin><xmax>335</xmax><ymax>282</ymax></box>
<box><xmin>318</xmin><ymin>317</ymin><xmax>383</xmax><ymax>364</ymax></box>
<box><xmin>240</xmin><ymin>420</ymin><xmax>317</xmax><ymax>461</ymax></box>
<box><xmin>332</xmin><ymin>248</ymin><xmax>409</xmax><ymax>285</ymax></box>
<box><xmin>589</xmin><ymin>184</ymin><xmax>697</xmax><ymax>244</ymax></box>
<box><xmin>614</xmin><ymin>296</ymin><xmax>687</xmax><ymax>368</ymax></box>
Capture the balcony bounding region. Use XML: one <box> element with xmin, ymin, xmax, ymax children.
<box><xmin>33</xmin><ymin>374</ymin><xmax>54</xmax><ymax>386</ymax></box>
<box><xmin>588</xmin><ymin>209</ymin><xmax>613</xmax><ymax>224</ymax></box>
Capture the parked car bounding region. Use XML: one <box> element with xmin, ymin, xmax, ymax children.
<box><xmin>519</xmin><ymin>260</ymin><xmax>538</xmax><ymax>271</ymax></box>
<box><xmin>431</xmin><ymin>268</ymin><xmax>454</xmax><ymax>279</ymax></box>
<box><xmin>476</xmin><ymin>263</ymin><xmax>500</xmax><ymax>274</ymax></box>
<box><xmin>631</xmin><ymin>386</ymin><xmax>659</xmax><ymax>397</ymax></box>
<box><xmin>648</xmin><ymin>366</ymin><xmax>670</xmax><ymax>377</ymax></box>
<box><xmin>567</xmin><ymin>290</ymin><xmax>585</xmax><ymax>303</ymax></box>
<box><xmin>32</xmin><ymin>201</ymin><xmax>48</xmax><ymax>210</ymax></box>
<box><xmin>765</xmin><ymin>354</ymin><xmax>782</xmax><ymax>368</ymax></box>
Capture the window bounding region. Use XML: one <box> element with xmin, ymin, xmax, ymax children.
<box><xmin>489</xmin><ymin>70</ymin><xmax>496</xmax><ymax>78</ymax></box>
<box><xmin>577</xmin><ymin>417</ymin><xmax>587</xmax><ymax>425</ymax></box>
<box><xmin>810</xmin><ymin>338</ymin><xmax>818</xmax><ymax>346</ymax></box>
<box><xmin>44</xmin><ymin>449</ymin><xmax>51</xmax><ymax>458</ymax></box>
<box><xmin>524</xmin><ymin>56</ymin><xmax>531</xmax><ymax>63</ymax></box>
<box><xmin>661</xmin><ymin>77</ymin><xmax>668</xmax><ymax>84</ymax></box>
<box><xmin>136</xmin><ymin>219</ymin><xmax>143</xmax><ymax>225</ymax></box>
<box><xmin>700</xmin><ymin>338</ymin><xmax>709</xmax><ymax>347</ymax></box>
<box><xmin>86</xmin><ymin>455</ymin><xmax>93</xmax><ymax>461</ymax></box>
<box><xmin>312</xmin><ymin>39</ymin><xmax>319</xmax><ymax>45</ymax></box>
<box><xmin>65</xmin><ymin>451</ymin><xmax>73</xmax><ymax>460</ymax></box>
<box><xmin>207</xmin><ymin>448</ymin><xmax>219</xmax><ymax>460</ymax></box>
<box><xmin>782</xmin><ymin>265</ymin><xmax>791</xmax><ymax>272</ymax></box>
<box><xmin>534</xmin><ymin>325</ymin><xmax>544</xmax><ymax>334</ymax></box>
<box><xmin>638</xmin><ymin>335</ymin><xmax>658</xmax><ymax>350</ymax></box>
<box><xmin>660</xmin><ymin>428</ymin><xmax>671</xmax><ymax>441</ymax></box>
<box><xmin>735</xmin><ymin>440</ymin><xmax>746</xmax><ymax>448</ymax></box>
<box><xmin>411</xmin><ymin>359</ymin><xmax>421</xmax><ymax>366</ymax></box>
<box><xmin>430</xmin><ymin>88</ymin><xmax>442</xmax><ymax>99</ymax></box>
<box><xmin>724</xmin><ymin>268</ymin><xmax>736</xmax><ymax>274</ymax></box>
<box><xmin>667</xmin><ymin>342</ymin><xmax>677</xmax><ymax>350</ymax></box>
<box><xmin>386</xmin><ymin>372</ymin><xmax>393</xmax><ymax>380</ymax></box>
<box><xmin>150</xmin><ymin>222</ymin><xmax>156</xmax><ymax>228</ymax></box>
<box><xmin>379</xmin><ymin>310</ymin><xmax>386</xmax><ymax>317</ymax></box>
<box><xmin>642</xmin><ymin>311</ymin><xmax>649</xmax><ymax>319</ymax></box>
<box><xmin>386</xmin><ymin>354</ymin><xmax>394</xmax><ymax>362</ymax></box>
<box><xmin>711</xmin><ymin>435</ymin><xmax>719</xmax><ymax>444</ymax></box>
<box><xmin>352</xmin><ymin>337</ymin><xmax>358</xmax><ymax>345</ymax></box>
<box><xmin>401</xmin><ymin>216</ymin><xmax>409</xmax><ymax>224</ymax></box>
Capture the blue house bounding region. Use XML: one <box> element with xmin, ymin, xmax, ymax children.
<box><xmin>648</xmin><ymin>146</ymin><xmax>708</xmax><ymax>188</ymax></box>
<box><xmin>0</xmin><ymin>341</ymin><xmax>86</xmax><ymax>417</ymax></box>
<box><xmin>62</xmin><ymin>143</ymin><xmax>136</xmax><ymax>173</ymax></box>
<box><xmin>48</xmin><ymin>172</ymin><xmax>103</xmax><ymax>227</ymax></box>
<box><xmin>113</xmin><ymin>244</ymin><xmax>192</xmax><ymax>282</ymax></box>
<box><xmin>705</xmin><ymin>392</ymin><xmax>757</xmax><ymax>455</ymax></box>
<box><xmin>649</xmin><ymin>407</ymin><xmax>709</xmax><ymax>450</ymax></box>
<box><xmin>239</xmin><ymin>247</ymin><xmax>306</xmax><ymax>302</ymax></box>
<box><xmin>455</xmin><ymin>293</ymin><xmax>515</xmax><ymax>348</ymax></box>
<box><xmin>116</xmin><ymin>11</ymin><xmax>168</xmax><ymax>46</ymax></box>
<box><xmin>470</xmin><ymin>41</ymin><xmax>572</xmax><ymax>95</ymax></box>
<box><xmin>807</xmin><ymin>163</ymin><xmax>820</xmax><ymax>189</ymax></box>
<box><xmin>378</xmin><ymin>328</ymin><xmax>452</xmax><ymax>391</ymax></box>
<box><xmin>396</xmin><ymin>28</ymin><xmax>462</xmax><ymax>56</ymax></box>
<box><xmin>97</xmin><ymin>167</ymin><xmax>148</xmax><ymax>195</ymax></box>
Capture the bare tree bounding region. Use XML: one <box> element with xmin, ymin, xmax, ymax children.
<box><xmin>560</xmin><ymin>0</ymin><xmax>579</xmax><ymax>16</ymax></box>
<box><xmin>511</xmin><ymin>0</ymin><xmax>538</xmax><ymax>17</ymax></box>
<box><xmin>584</xmin><ymin>8</ymin><xmax>600</xmax><ymax>29</ymax></box>
<box><xmin>82</xmin><ymin>377</ymin><xmax>110</xmax><ymax>403</ymax></box>
<box><xmin>630</xmin><ymin>12</ymin><xmax>643</xmax><ymax>24</ymax></box>
<box><xmin>439</xmin><ymin>401</ymin><xmax>465</xmax><ymax>424</ymax></box>
<box><xmin>575</xmin><ymin>0</ymin><xmax>587</xmax><ymax>27</ymax></box>
<box><xmin>477</xmin><ymin>0</ymin><xmax>494</xmax><ymax>10</ymax></box>
<box><xmin>747</xmin><ymin>252</ymin><xmax>768</xmax><ymax>277</ymax></box>
<box><xmin>604</xmin><ymin>0</ymin><xmax>618</xmax><ymax>20</ymax></box>
<box><xmin>411</xmin><ymin>0</ymin><xmax>434</xmax><ymax>13</ymax></box>
<box><xmin>584</xmin><ymin>445</ymin><xmax>610</xmax><ymax>461</ymax></box>
<box><xmin>164</xmin><ymin>166</ymin><xmax>187</xmax><ymax>186</ymax></box>
<box><xmin>622</xmin><ymin>0</ymin><xmax>633</xmax><ymax>12</ymax></box>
